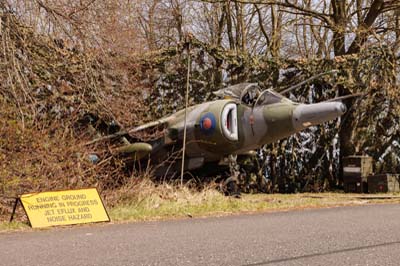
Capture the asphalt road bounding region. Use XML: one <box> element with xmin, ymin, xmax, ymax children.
<box><xmin>1</xmin><ymin>204</ymin><xmax>400</xmax><ymax>266</ymax></box>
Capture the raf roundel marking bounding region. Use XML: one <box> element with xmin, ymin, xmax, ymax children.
<box><xmin>200</xmin><ymin>113</ymin><xmax>216</xmax><ymax>135</ymax></box>
<box><xmin>202</xmin><ymin>118</ymin><xmax>212</xmax><ymax>129</ymax></box>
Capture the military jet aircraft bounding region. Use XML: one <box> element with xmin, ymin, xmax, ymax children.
<box><xmin>106</xmin><ymin>81</ymin><xmax>346</xmax><ymax>178</ymax></box>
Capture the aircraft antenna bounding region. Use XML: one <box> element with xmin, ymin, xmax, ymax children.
<box><xmin>180</xmin><ymin>39</ymin><xmax>191</xmax><ymax>187</ymax></box>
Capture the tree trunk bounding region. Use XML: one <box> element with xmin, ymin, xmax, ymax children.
<box><xmin>224</xmin><ymin>0</ymin><xmax>235</xmax><ymax>50</ymax></box>
<box><xmin>346</xmin><ymin>0</ymin><xmax>384</xmax><ymax>54</ymax></box>
<box><xmin>331</xmin><ymin>0</ymin><xmax>347</xmax><ymax>56</ymax></box>
<box><xmin>331</xmin><ymin>0</ymin><xmax>351</xmax><ymax>186</ymax></box>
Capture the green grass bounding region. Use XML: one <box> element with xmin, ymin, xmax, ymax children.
<box><xmin>0</xmin><ymin>221</ymin><xmax>30</xmax><ymax>232</ymax></box>
<box><xmin>108</xmin><ymin>191</ymin><xmax>400</xmax><ymax>222</ymax></box>
<box><xmin>2</xmin><ymin>190</ymin><xmax>400</xmax><ymax>232</ymax></box>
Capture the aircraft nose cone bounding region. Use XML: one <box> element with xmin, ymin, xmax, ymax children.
<box><xmin>292</xmin><ymin>102</ymin><xmax>346</xmax><ymax>131</ymax></box>
<box><xmin>337</xmin><ymin>102</ymin><xmax>347</xmax><ymax>114</ymax></box>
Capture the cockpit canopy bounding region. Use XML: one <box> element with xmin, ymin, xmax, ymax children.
<box><xmin>213</xmin><ymin>83</ymin><xmax>259</xmax><ymax>103</ymax></box>
<box><xmin>213</xmin><ymin>83</ymin><xmax>286</xmax><ymax>106</ymax></box>
<box><xmin>254</xmin><ymin>89</ymin><xmax>284</xmax><ymax>106</ymax></box>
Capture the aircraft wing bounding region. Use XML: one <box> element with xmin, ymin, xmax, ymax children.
<box><xmin>127</xmin><ymin>116</ymin><xmax>174</xmax><ymax>134</ymax></box>
<box><xmin>114</xmin><ymin>115</ymin><xmax>178</xmax><ymax>159</ymax></box>
<box><xmin>86</xmin><ymin>115</ymin><xmax>176</xmax><ymax>160</ymax></box>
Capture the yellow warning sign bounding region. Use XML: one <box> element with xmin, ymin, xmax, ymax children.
<box><xmin>20</xmin><ymin>188</ymin><xmax>110</xmax><ymax>228</ymax></box>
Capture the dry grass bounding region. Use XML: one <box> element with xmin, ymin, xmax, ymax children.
<box><xmin>107</xmin><ymin>183</ymin><xmax>400</xmax><ymax>222</ymax></box>
<box><xmin>2</xmin><ymin>178</ymin><xmax>400</xmax><ymax>232</ymax></box>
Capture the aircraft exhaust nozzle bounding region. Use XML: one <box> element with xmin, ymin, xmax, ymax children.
<box><xmin>292</xmin><ymin>102</ymin><xmax>346</xmax><ymax>130</ymax></box>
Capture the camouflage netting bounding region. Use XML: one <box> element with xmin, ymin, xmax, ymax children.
<box><xmin>0</xmin><ymin>9</ymin><xmax>151</xmax><ymax>218</ymax></box>
<box><xmin>1</xmin><ymin>3</ymin><xmax>400</xmax><ymax>215</ymax></box>
<box><xmin>0</xmin><ymin>10</ymin><xmax>150</xmax><ymax>127</ymax></box>
<box><xmin>137</xmin><ymin>36</ymin><xmax>400</xmax><ymax>191</ymax></box>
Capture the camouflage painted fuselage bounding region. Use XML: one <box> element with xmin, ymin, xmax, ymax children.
<box><xmin>133</xmin><ymin>91</ymin><xmax>346</xmax><ymax>173</ymax></box>
<box><xmin>168</xmin><ymin>99</ymin><xmax>296</xmax><ymax>161</ymax></box>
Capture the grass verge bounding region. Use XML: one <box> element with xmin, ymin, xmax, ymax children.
<box><xmin>2</xmin><ymin>188</ymin><xmax>400</xmax><ymax>232</ymax></box>
<box><xmin>109</xmin><ymin>191</ymin><xmax>400</xmax><ymax>222</ymax></box>
<box><xmin>0</xmin><ymin>221</ymin><xmax>30</xmax><ymax>232</ymax></box>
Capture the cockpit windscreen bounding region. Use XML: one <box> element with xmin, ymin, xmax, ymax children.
<box><xmin>255</xmin><ymin>90</ymin><xmax>284</xmax><ymax>106</ymax></box>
